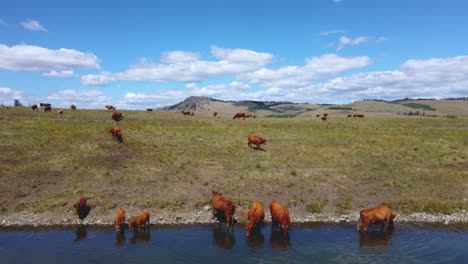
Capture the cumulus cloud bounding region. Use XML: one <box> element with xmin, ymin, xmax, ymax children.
<box><xmin>0</xmin><ymin>44</ymin><xmax>100</xmax><ymax>76</ymax></box>
<box><xmin>336</xmin><ymin>36</ymin><xmax>387</xmax><ymax>51</ymax></box>
<box><xmin>0</xmin><ymin>87</ymin><xmax>40</xmax><ymax>106</ymax></box>
<box><xmin>238</xmin><ymin>54</ymin><xmax>372</xmax><ymax>88</ymax></box>
<box><xmin>45</xmin><ymin>89</ymin><xmax>111</xmax><ymax>109</ymax></box>
<box><xmin>81</xmin><ymin>46</ymin><xmax>273</xmax><ymax>86</ymax></box>
<box><xmin>20</xmin><ymin>19</ymin><xmax>47</xmax><ymax>32</ymax></box>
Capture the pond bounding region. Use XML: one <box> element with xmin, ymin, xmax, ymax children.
<box><xmin>0</xmin><ymin>222</ymin><xmax>466</xmax><ymax>263</ymax></box>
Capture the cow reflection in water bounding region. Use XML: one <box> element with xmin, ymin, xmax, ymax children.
<box><xmin>212</xmin><ymin>224</ymin><xmax>235</xmax><ymax>250</ymax></box>
<box><xmin>269</xmin><ymin>229</ymin><xmax>291</xmax><ymax>252</ymax></box>
<box><xmin>115</xmin><ymin>229</ymin><xmax>126</xmax><ymax>247</ymax></box>
<box><xmin>359</xmin><ymin>226</ymin><xmax>394</xmax><ymax>250</ymax></box>
<box><xmin>245</xmin><ymin>232</ymin><xmax>265</xmax><ymax>251</ymax></box>
<box><xmin>73</xmin><ymin>225</ymin><xmax>87</xmax><ymax>243</ymax></box>
<box><xmin>130</xmin><ymin>227</ymin><xmax>151</xmax><ymax>244</ymax></box>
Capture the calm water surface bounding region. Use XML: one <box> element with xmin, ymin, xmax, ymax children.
<box><xmin>0</xmin><ymin>223</ymin><xmax>466</xmax><ymax>263</ymax></box>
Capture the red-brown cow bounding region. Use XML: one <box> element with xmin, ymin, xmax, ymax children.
<box><xmin>44</xmin><ymin>106</ymin><xmax>52</xmax><ymax>112</ymax></box>
<box><xmin>190</xmin><ymin>111</ymin><xmax>195</xmax><ymax>116</ymax></box>
<box><xmin>213</xmin><ymin>111</ymin><xmax>218</xmax><ymax>117</ymax></box>
<box><xmin>114</xmin><ymin>207</ymin><xmax>126</xmax><ymax>231</ymax></box>
<box><xmin>212</xmin><ymin>191</ymin><xmax>236</xmax><ymax>228</ymax></box>
<box><xmin>70</xmin><ymin>104</ymin><xmax>76</xmax><ymax>110</ymax></box>
<box><xmin>128</xmin><ymin>209</ymin><xmax>150</xmax><ymax>230</ymax></box>
<box><xmin>31</xmin><ymin>104</ymin><xmax>38</xmax><ymax>111</ymax></box>
<box><xmin>353</xmin><ymin>114</ymin><xmax>364</xmax><ymax>118</ymax></box>
<box><xmin>109</xmin><ymin>127</ymin><xmax>123</xmax><ymax>142</ymax></box>
<box><xmin>146</xmin><ymin>108</ymin><xmax>153</xmax><ymax>112</ymax></box>
<box><xmin>252</xmin><ymin>114</ymin><xmax>256</xmax><ymax>119</ymax></box>
<box><xmin>106</xmin><ymin>105</ymin><xmax>115</xmax><ymax>110</ymax></box>
<box><xmin>246</xmin><ymin>201</ymin><xmax>265</xmax><ymax>237</ymax></box>
<box><xmin>248</xmin><ymin>134</ymin><xmax>267</xmax><ymax>150</ymax></box>
<box><xmin>321</xmin><ymin>116</ymin><xmax>327</xmax><ymax>121</ymax></box>
<box><xmin>270</xmin><ymin>200</ymin><xmax>290</xmax><ymax>236</ymax></box>
<box><xmin>357</xmin><ymin>204</ymin><xmax>396</xmax><ymax>232</ymax></box>
<box><xmin>182</xmin><ymin>110</ymin><xmax>191</xmax><ymax>115</ymax></box>
<box><xmin>245</xmin><ymin>113</ymin><xmax>252</xmax><ymax>118</ymax></box>
<box><xmin>73</xmin><ymin>197</ymin><xmax>91</xmax><ymax>221</ymax></box>
<box><xmin>233</xmin><ymin>112</ymin><xmax>245</xmax><ymax>120</ymax></box>
<box><xmin>323</xmin><ymin>113</ymin><xmax>329</xmax><ymax>117</ymax></box>
<box><xmin>112</xmin><ymin>112</ymin><xmax>123</xmax><ymax>122</ymax></box>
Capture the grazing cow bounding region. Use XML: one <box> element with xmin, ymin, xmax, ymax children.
<box><xmin>44</xmin><ymin>106</ymin><xmax>52</xmax><ymax>112</ymax></box>
<box><xmin>270</xmin><ymin>200</ymin><xmax>290</xmax><ymax>236</ymax></box>
<box><xmin>316</xmin><ymin>114</ymin><xmax>320</xmax><ymax>118</ymax></box>
<box><xmin>213</xmin><ymin>111</ymin><xmax>218</xmax><ymax>117</ymax></box>
<box><xmin>31</xmin><ymin>104</ymin><xmax>38</xmax><ymax>111</ymax></box>
<box><xmin>252</xmin><ymin>114</ymin><xmax>256</xmax><ymax>119</ymax></box>
<box><xmin>357</xmin><ymin>204</ymin><xmax>396</xmax><ymax>232</ymax></box>
<box><xmin>109</xmin><ymin>127</ymin><xmax>123</xmax><ymax>142</ymax></box>
<box><xmin>212</xmin><ymin>191</ymin><xmax>236</xmax><ymax>228</ymax></box>
<box><xmin>347</xmin><ymin>114</ymin><xmax>352</xmax><ymax>118</ymax></box>
<box><xmin>353</xmin><ymin>114</ymin><xmax>364</xmax><ymax>118</ymax></box>
<box><xmin>245</xmin><ymin>113</ymin><xmax>252</xmax><ymax>118</ymax></box>
<box><xmin>190</xmin><ymin>111</ymin><xmax>195</xmax><ymax>116</ymax></box>
<box><xmin>182</xmin><ymin>110</ymin><xmax>191</xmax><ymax>115</ymax></box>
<box><xmin>58</xmin><ymin>109</ymin><xmax>63</xmax><ymax>116</ymax></box>
<box><xmin>73</xmin><ymin>197</ymin><xmax>91</xmax><ymax>221</ymax></box>
<box><xmin>246</xmin><ymin>201</ymin><xmax>265</xmax><ymax>237</ymax></box>
<box><xmin>323</xmin><ymin>113</ymin><xmax>329</xmax><ymax>117</ymax></box>
<box><xmin>233</xmin><ymin>112</ymin><xmax>246</xmax><ymax>120</ymax></box>
<box><xmin>114</xmin><ymin>207</ymin><xmax>126</xmax><ymax>231</ymax></box>
<box><xmin>105</xmin><ymin>105</ymin><xmax>115</xmax><ymax>110</ymax></box>
<box><xmin>70</xmin><ymin>104</ymin><xmax>76</xmax><ymax>110</ymax></box>
<box><xmin>112</xmin><ymin>112</ymin><xmax>123</xmax><ymax>122</ymax></box>
<box><xmin>321</xmin><ymin>116</ymin><xmax>327</xmax><ymax>121</ymax></box>
<box><xmin>248</xmin><ymin>134</ymin><xmax>267</xmax><ymax>150</ymax></box>
<box><xmin>146</xmin><ymin>108</ymin><xmax>153</xmax><ymax>112</ymax></box>
<box><xmin>128</xmin><ymin>209</ymin><xmax>150</xmax><ymax>230</ymax></box>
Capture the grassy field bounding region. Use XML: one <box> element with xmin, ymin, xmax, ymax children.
<box><xmin>0</xmin><ymin>106</ymin><xmax>467</xmax><ymax>223</ymax></box>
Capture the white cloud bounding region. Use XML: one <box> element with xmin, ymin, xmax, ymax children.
<box><xmin>0</xmin><ymin>44</ymin><xmax>100</xmax><ymax>76</ymax></box>
<box><xmin>81</xmin><ymin>46</ymin><xmax>273</xmax><ymax>86</ymax></box>
<box><xmin>336</xmin><ymin>36</ymin><xmax>387</xmax><ymax>51</ymax></box>
<box><xmin>160</xmin><ymin>51</ymin><xmax>200</xmax><ymax>63</ymax></box>
<box><xmin>0</xmin><ymin>87</ymin><xmax>40</xmax><ymax>106</ymax></box>
<box><xmin>45</xmin><ymin>89</ymin><xmax>111</xmax><ymax>109</ymax></box>
<box><xmin>20</xmin><ymin>19</ymin><xmax>47</xmax><ymax>32</ymax></box>
<box><xmin>238</xmin><ymin>54</ymin><xmax>372</xmax><ymax>88</ymax></box>
<box><xmin>320</xmin><ymin>29</ymin><xmax>345</xmax><ymax>36</ymax></box>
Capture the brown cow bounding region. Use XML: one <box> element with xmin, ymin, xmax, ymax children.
<box><xmin>233</xmin><ymin>112</ymin><xmax>245</xmax><ymax>120</ymax></box>
<box><xmin>109</xmin><ymin>127</ymin><xmax>123</xmax><ymax>142</ymax></box>
<box><xmin>357</xmin><ymin>204</ymin><xmax>396</xmax><ymax>232</ymax></box>
<box><xmin>252</xmin><ymin>114</ymin><xmax>256</xmax><ymax>119</ymax></box>
<box><xmin>73</xmin><ymin>197</ymin><xmax>91</xmax><ymax>221</ymax></box>
<box><xmin>190</xmin><ymin>111</ymin><xmax>195</xmax><ymax>116</ymax></box>
<box><xmin>347</xmin><ymin>114</ymin><xmax>352</xmax><ymax>117</ymax></box>
<box><xmin>146</xmin><ymin>108</ymin><xmax>153</xmax><ymax>112</ymax></box>
<box><xmin>70</xmin><ymin>104</ymin><xmax>76</xmax><ymax>110</ymax></box>
<box><xmin>316</xmin><ymin>114</ymin><xmax>320</xmax><ymax>118</ymax></box>
<box><xmin>353</xmin><ymin>114</ymin><xmax>364</xmax><ymax>118</ymax></box>
<box><xmin>112</xmin><ymin>112</ymin><xmax>123</xmax><ymax>122</ymax></box>
<box><xmin>114</xmin><ymin>207</ymin><xmax>126</xmax><ymax>231</ymax></box>
<box><xmin>31</xmin><ymin>104</ymin><xmax>38</xmax><ymax>111</ymax></box>
<box><xmin>321</xmin><ymin>116</ymin><xmax>327</xmax><ymax>121</ymax></box>
<box><xmin>106</xmin><ymin>105</ymin><xmax>115</xmax><ymax>110</ymax></box>
<box><xmin>182</xmin><ymin>109</ymin><xmax>191</xmax><ymax>115</ymax></box>
<box><xmin>58</xmin><ymin>109</ymin><xmax>63</xmax><ymax>116</ymax></box>
<box><xmin>128</xmin><ymin>209</ymin><xmax>150</xmax><ymax>230</ymax></box>
<box><xmin>212</xmin><ymin>191</ymin><xmax>236</xmax><ymax>228</ymax></box>
<box><xmin>245</xmin><ymin>113</ymin><xmax>252</xmax><ymax>118</ymax></box>
<box><xmin>213</xmin><ymin>111</ymin><xmax>218</xmax><ymax>117</ymax></box>
<box><xmin>270</xmin><ymin>200</ymin><xmax>290</xmax><ymax>236</ymax></box>
<box><xmin>323</xmin><ymin>113</ymin><xmax>329</xmax><ymax>117</ymax></box>
<box><xmin>246</xmin><ymin>201</ymin><xmax>265</xmax><ymax>237</ymax></box>
<box><xmin>248</xmin><ymin>134</ymin><xmax>267</xmax><ymax>150</ymax></box>
<box><xmin>44</xmin><ymin>106</ymin><xmax>52</xmax><ymax>112</ymax></box>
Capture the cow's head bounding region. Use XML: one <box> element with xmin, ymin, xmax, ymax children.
<box><xmin>212</xmin><ymin>191</ymin><xmax>222</xmax><ymax>197</ymax></box>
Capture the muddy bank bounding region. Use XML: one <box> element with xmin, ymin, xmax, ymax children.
<box><xmin>1</xmin><ymin>208</ymin><xmax>466</xmax><ymax>227</ymax></box>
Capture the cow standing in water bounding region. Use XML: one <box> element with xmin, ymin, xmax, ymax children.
<box><xmin>212</xmin><ymin>191</ymin><xmax>236</xmax><ymax>229</ymax></box>
<box><xmin>357</xmin><ymin>204</ymin><xmax>395</xmax><ymax>232</ymax></box>
<box><xmin>270</xmin><ymin>200</ymin><xmax>290</xmax><ymax>236</ymax></box>
<box><xmin>114</xmin><ymin>208</ymin><xmax>126</xmax><ymax>231</ymax></box>
<box><xmin>246</xmin><ymin>201</ymin><xmax>265</xmax><ymax>237</ymax></box>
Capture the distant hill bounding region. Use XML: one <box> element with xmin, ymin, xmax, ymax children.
<box><xmin>159</xmin><ymin>97</ymin><xmax>468</xmax><ymax>118</ymax></box>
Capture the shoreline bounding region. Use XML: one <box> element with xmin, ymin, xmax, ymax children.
<box><xmin>1</xmin><ymin>210</ymin><xmax>466</xmax><ymax>227</ymax></box>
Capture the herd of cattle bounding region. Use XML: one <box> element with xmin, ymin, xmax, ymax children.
<box><xmin>73</xmin><ymin>192</ymin><xmax>395</xmax><ymax>237</ymax></box>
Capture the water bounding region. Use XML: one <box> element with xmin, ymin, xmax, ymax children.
<box><xmin>0</xmin><ymin>223</ymin><xmax>466</xmax><ymax>264</ymax></box>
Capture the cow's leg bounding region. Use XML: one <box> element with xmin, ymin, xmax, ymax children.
<box><xmin>357</xmin><ymin>218</ymin><xmax>362</xmax><ymax>231</ymax></box>
<box><xmin>248</xmin><ymin>141</ymin><xmax>252</xmax><ymax>148</ymax></box>
<box><xmin>363</xmin><ymin>220</ymin><xmax>370</xmax><ymax>232</ymax></box>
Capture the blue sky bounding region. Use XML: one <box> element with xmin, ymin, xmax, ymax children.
<box><xmin>1</xmin><ymin>0</ymin><xmax>467</xmax><ymax>109</ymax></box>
